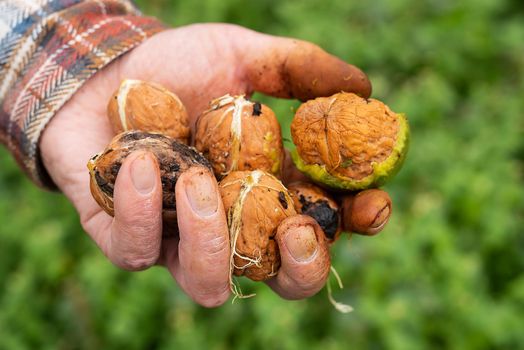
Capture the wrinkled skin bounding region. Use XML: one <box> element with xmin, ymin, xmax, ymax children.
<box><xmin>40</xmin><ymin>24</ymin><xmax>384</xmax><ymax>307</ymax></box>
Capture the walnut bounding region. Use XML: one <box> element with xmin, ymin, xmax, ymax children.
<box><xmin>290</xmin><ymin>92</ymin><xmax>409</xmax><ymax>190</ymax></box>
<box><xmin>195</xmin><ymin>94</ymin><xmax>284</xmax><ymax>178</ymax></box>
<box><xmin>218</xmin><ymin>170</ymin><xmax>296</xmax><ymax>286</ymax></box>
<box><xmin>107</xmin><ymin>80</ymin><xmax>190</xmax><ymax>144</ymax></box>
<box><xmin>87</xmin><ymin>131</ymin><xmax>211</xmax><ymax>236</ymax></box>
<box><xmin>288</xmin><ymin>182</ymin><xmax>341</xmax><ymax>243</ymax></box>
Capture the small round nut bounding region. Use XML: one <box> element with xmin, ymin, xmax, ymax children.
<box><xmin>341</xmin><ymin>189</ymin><xmax>392</xmax><ymax>235</ymax></box>
<box><xmin>291</xmin><ymin>92</ymin><xmax>409</xmax><ymax>190</ymax></box>
<box><xmin>219</xmin><ymin>170</ymin><xmax>296</xmax><ymax>281</ymax></box>
<box><xmin>288</xmin><ymin>182</ymin><xmax>341</xmax><ymax>243</ymax></box>
<box><xmin>195</xmin><ymin>94</ymin><xmax>284</xmax><ymax>178</ymax></box>
<box><xmin>87</xmin><ymin>131</ymin><xmax>211</xmax><ymax>236</ymax></box>
<box><xmin>107</xmin><ymin>79</ymin><xmax>190</xmax><ymax>144</ymax></box>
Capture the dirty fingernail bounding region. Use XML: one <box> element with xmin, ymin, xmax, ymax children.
<box><xmin>285</xmin><ymin>225</ymin><xmax>318</xmax><ymax>262</ymax></box>
<box><xmin>131</xmin><ymin>153</ymin><xmax>157</xmax><ymax>194</ymax></box>
<box><xmin>185</xmin><ymin>169</ymin><xmax>218</xmax><ymax>217</ymax></box>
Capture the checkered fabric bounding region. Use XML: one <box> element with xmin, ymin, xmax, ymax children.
<box><xmin>0</xmin><ymin>0</ymin><xmax>166</xmax><ymax>189</ymax></box>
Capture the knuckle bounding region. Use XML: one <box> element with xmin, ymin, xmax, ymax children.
<box><xmin>115</xmin><ymin>255</ymin><xmax>157</xmax><ymax>271</ymax></box>
<box><xmin>115</xmin><ymin>207</ymin><xmax>161</xmax><ymax>240</ymax></box>
<box><xmin>200</xmin><ymin>234</ymin><xmax>229</xmax><ymax>259</ymax></box>
<box><xmin>118</xmin><ymin>219</ymin><xmax>157</xmax><ymax>239</ymax></box>
<box><xmin>110</xmin><ymin>236</ymin><xmax>160</xmax><ymax>272</ymax></box>
<box><xmin>299</xmin><ymin>272</ymin><xmax>329</xmax><ymax>295</ymax></box>
<box><xmin>194</xmin><ymin>285</ymin><xmax>230</xmax><ymax>308</ymax></box>
<box><xmin>286</xmin><ymin>266</ymin><xmax>330</xmax><ymax>299</ymax></box>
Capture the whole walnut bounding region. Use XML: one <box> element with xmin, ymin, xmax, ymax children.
<box><xmin>195</xmin><ymin>94</ymin><xmax>284</xmax><ymax>178</ymax></box>
<box><xmin>87</xmin><ymin>131</ymin><xmax>211</xmax><ymax>236</ymax></box>
<box><xmin>291</xmin><ymin>92</ymin><xmax>409</xmax><ymax>190</ymax></box>
<box><xmin>288</xmin><ymin>182</ymin><xmax>341</xmax><ymax>243</ymax></box>
<box><xmin>219</xmin><ymin>170</ymin><xmax>296</xmax><ymax>282</ymax></box>
<box><xmin>107</xmin><ymin>79</ymin><xmax>191</xmax><ymax>144</ymax></box>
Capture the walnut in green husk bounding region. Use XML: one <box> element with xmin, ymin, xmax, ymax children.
<box><xmin>218</xmin><ymin>170</ymin><xmax>296</xmax><ymax>295</ymax></box>
<box><xmin>291</xmin><ymin>92</ymin><xmax>409</xmax><ymax>190</ymax></box>
<box><xmin>288</xmin><ymin>182</ymin><xmax>341</xmax><ymax>243</ymax></box>
<box><xmin>87</xmin><ymin>131</ymin><xmax>211</xmax><ymax>235</ymax></box>
<box><xmin>195</xmin><ymin>94</ymin><xmax>284</xmax><ymax>178</ymax></box>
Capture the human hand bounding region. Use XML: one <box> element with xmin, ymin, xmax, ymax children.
<box><xmin>40</xmin><ymin>24</ymin><xmax>375</xmax><ymax>306</ymax></box>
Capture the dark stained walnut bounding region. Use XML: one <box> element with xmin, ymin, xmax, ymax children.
<box><xmin>87</xmin><ymin>131</ymin><xmax>211</xmax><ymax>236</ymax></box>
<box><xmin>288</xmin><ymin>182</ymin><xmax>341</xmax><ymax>243</ymax></box>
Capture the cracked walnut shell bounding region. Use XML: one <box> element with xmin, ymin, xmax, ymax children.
<box><xmin>291</xmin><ymin>92</ymin><xmax>409</xmax><ymax>190</ymax></box>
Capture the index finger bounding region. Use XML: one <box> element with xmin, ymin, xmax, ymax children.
<box><xmin>241</xmin><ymin>33</ymin><xmax>371</xmax><ymax>101</ymax></box>
<box><xmin>172</xmin><ymin>166</ymin><xmax>231</xmax><ymax>307</ymax></box>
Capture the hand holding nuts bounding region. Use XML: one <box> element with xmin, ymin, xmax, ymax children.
<box><xmin>88</xmin><ymin>77</ymin><xmax>406</xmax><ymax>303</ymax></box>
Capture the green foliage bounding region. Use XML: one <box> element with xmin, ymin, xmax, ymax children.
<box><xmin>2</xmin><ymin>0</ymin><xmax>524</xmax><ymax>348</ymax></box>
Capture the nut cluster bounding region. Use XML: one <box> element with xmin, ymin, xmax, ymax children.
<box><xmin>88</xmin><ymin>79</ymin><xmax>408</xmax><ymax>290</ymax></box>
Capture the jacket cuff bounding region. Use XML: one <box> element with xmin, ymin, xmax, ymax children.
<box><xmin>0</xmin><ymin>0</ymin><xmax>167</xmax><ymax>189</ymax></box>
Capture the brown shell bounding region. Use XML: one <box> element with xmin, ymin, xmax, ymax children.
<box><xmin>87</xmin><ymin>131</ymin><xmax>211</xmax><ymax>236</ymax></box>
<box><xmin>288</xmin><ymin>182</ymin><xmax>341</xmax><ymax>243</ymax></box>
<box><xmin>341</xmin><ymin>189</ymin><xmax>392</xmax><ymax>236</ymax></box>
<box><xmin>291</xmin><ymin>92</ymin><xmax>400</xmax><ymax>181</ymax></box>
<box><xmin>219</xmin><ymin>170</ymin><xmax>296</xmax><ymax>281</ymax></box>
<box><xmin>107</xmin><ymin>80</ymin><xmax>190</xmax><ymax>144</ymax></box>
<box><xmin>195</xmin><ymin>94</ymin><xmax>284</xmax><ymax>179</ymax></box>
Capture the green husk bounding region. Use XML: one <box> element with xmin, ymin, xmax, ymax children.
<box><xmin>292</xmin><ymin>113</ymin><xmax>410</xmax><ymax>191</ymax></box>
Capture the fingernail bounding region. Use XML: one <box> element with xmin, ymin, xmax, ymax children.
<box><xmin>130</xmin><ymin>153</ymin><xmax>156</xmax><ymax>194</ymax></box>
<box><xmin>185</xmin><ymin>169</ymin><xmax>218</xmax><ymax>217</ymax></box>
<box><xmin>285</xmin><ymin>225</ymin><xmax>318</xmax><ymax>262</ymax></box>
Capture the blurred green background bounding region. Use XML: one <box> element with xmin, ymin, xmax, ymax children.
<box><xmin>1</xmin><ymin>0</ymin><xmax>524</xmax><ymax>349</ymax></box>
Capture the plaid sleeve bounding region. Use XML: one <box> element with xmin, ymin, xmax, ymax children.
<box><xmin>0</xmin><ymin>0</ymin><xmax>167</xmax><ymax>189</ymax></box>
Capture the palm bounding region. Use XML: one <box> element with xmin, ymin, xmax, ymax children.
<box><xmin>42</xmin><ymin>25</ymin><xmax>256</xmax><ymax>235</ymax></box>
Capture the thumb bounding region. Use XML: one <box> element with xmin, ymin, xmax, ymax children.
<box><xmin>267</xmin><ymin>215</ymin><xmax>331</xmax><ymax>300</ymax></box>
<box><xmin>171</xmin><ymin>166</ymin><xmax>231</xmax><ymax>307</ymax></box>
<box><xmin>107</xmin><ymin>151</ymin><xmax>163</xmax><ymax>271</ymax></box>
